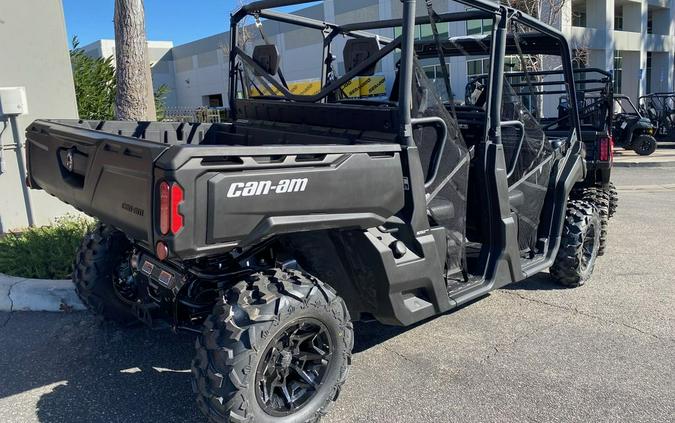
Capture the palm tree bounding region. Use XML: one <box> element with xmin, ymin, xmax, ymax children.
<box><xmin>114</xmin><ymin>0</ymin><xmax>156</xmax><ymax>120</ymax></box>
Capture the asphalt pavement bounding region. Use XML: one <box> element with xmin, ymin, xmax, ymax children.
<box><xmin>0</xmin><ymin>166</ymin><xmax>673</xmax><ymax>423</ymax></box>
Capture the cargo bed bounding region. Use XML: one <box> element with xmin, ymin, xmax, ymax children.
<box><xmin>26</xmin><ymin>119</ymin><xmax>404</xmax><ymax>259</ymax></box>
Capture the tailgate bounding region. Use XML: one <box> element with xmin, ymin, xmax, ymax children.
<box><xmin>26</xmin><ymin>120</ymin><xmax>168</xmax><ymax>241</ymax></box>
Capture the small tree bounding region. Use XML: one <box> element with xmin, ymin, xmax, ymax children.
<box><xmin>154</xmin><ymin>84</ymin><xmax>170</xmax><ymax>121</ymax></box>
<box><xmin>70</xmin><ymin>37</ymin><xmax>117</xmax><ymax>120</ymax></box>
<box><xmin>114</xmin><ymin>0</ymin><xmax>156</xmax><ymax>121</ymax></box>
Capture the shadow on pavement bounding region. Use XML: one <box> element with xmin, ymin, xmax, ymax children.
<box><xmin>501</xmin><ymin>272</ymin><xmax>569</xmax><ymax>291</ymax></box>
<box><xmin>4</xmin><ymin>272</ymin><xmax>558</xmax><ymax>422</ymax></box>
<box><xmin>1</xmin><ymin>311</ymin><xmax>439</xmax><ymax>421</ymax></box>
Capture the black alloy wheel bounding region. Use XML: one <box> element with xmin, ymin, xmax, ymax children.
<box><xmin>255</xmin><ymin>318</ymin><xmax>333</xmax><ymax>416</ymax></box>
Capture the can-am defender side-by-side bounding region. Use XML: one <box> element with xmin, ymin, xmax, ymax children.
<box><xmin>25</xmin><ymin>0</ymin><xmax>604</xmax><ymax>421</ymax></box>
<box><xmin>461</xmin><ymin>66</ymin><xmax>618</xmax><ymax>253</ymax></box>
<box><xmin>614</xmin><ymin>94</ymin><xmax>658</xmax><ymax>156</ymax></box>
<box><xmin>640</xmin><ymin>92</ymin><xmax>675</xmax><ymax>143</ymax></box>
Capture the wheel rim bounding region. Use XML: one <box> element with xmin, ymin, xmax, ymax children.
<box><xmin>255</xmin><ymin>318</ymin><xmax>333</xmax><ymax>416</ymax></box>
<box><xmin>580</xmin><ymin>223</ymin><xmax>597</xmax><ymax>274</ymax></box>
<box><xmin>637</xmin><ymin>137</ymin><xmax>654</xmax><ymax>154</ymax></box>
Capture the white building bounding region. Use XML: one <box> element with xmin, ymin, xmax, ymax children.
<box><xmin>85</xmin><ymin>0</ymin><xmax>674</xmax><ymax>108</ymax></box>
<box><xmin>567</xmin><ymin>0</ymin><xmax>675</xmax><ymax>99</ymax></box>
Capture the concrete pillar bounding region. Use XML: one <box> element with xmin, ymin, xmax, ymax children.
<box><xmin>669</xmin><ymin>0</ymin><xmax>675</xmax><ymax>92</ymax></box>
<box><xmin>587</xmin><ymin>0</ymin><xmax>615</xmax><ymax>70</ymax></box>
<box><xmin>639</xmin><ymin>0</ymin><xmax>648</xmax><ymax>97</ymax></box>
<box><xmin>622</xmin><ymin>51</ymin><xmax>641</xmax><ymax>100</ymax></box>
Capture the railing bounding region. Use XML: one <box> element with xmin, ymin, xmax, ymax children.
<box><xmin>162</xmin><ymin>107</ymin><xmax>229</xmax><ymax>123</ymax></box>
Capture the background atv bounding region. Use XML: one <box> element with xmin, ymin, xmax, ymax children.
<box><xmin>25</xmin><ymin>0</ymin><xmax>606</xmax><ymax>422</ymax></box>
<box><xmin>640</xmin><ymin>92</ymin><xmax>675</xmax><ymax>142</ymax></box>
<box><xmin>614</xmin><ymin>94</ymin><xmax>658</xmax><ymax>156</ymax></box>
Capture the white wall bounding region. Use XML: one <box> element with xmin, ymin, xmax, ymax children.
<box><xmin>0</xmin><ymin>0</ymin><xmax>80</xmax><ymax>232</ymax></box>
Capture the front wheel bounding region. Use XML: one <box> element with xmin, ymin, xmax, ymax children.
<box><xmin>551</xmin><ymin>201</ymin><xmax>601</xmax><ymax>288</ymax></box>
<box><xmin>633</xmin><ymin>135</ymin><xmax>658</xmax><ymax>156</ymax></box>
<box><xmin>192</xmin><ymin>268</ymin><xmax>353</xmax><ymax>423</ymax></box>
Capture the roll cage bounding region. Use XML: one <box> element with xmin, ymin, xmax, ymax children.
<box><xmin>615</xmin><ymin>94</ymin><xmax>644</xmax><ymax>117</ymax></box>
<box><xmin>228</xmin><ymin>0</ymin><xmax>582</xmax><ymax>146</ymax></box>
<box><xmin>469</xmin><ymin>67</ymin><xmax>611</xmax><ymax>131</ymax></box>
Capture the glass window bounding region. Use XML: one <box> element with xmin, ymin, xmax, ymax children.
<box><xmin>466</xmin><ymin>19</ymin><xmax>482</xmax><ymax>35</ymax></box>
<box><xmin>572</xmin><ymin>1</ymin><xmax>587</xmax><ymax>27</ymax></box>
<box><xmin>614</xmin><ymin>7</ymin><xmax>623</xmax><ymax>30</ymax></box>
<box><xmin>424</xmin><ymin>65</ymin><xmax>436</xmax><ymax>80</ymax></box>
<box><xmin>465</xmin><ymin>8</ymin><xmax>493</xmax><ymax>35</ymax></box>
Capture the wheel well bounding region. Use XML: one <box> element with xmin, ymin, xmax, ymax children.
<box><xmin>278</xmin><ymin>231</ymin><xmax>368</xmax><ymax>321</ymax></box>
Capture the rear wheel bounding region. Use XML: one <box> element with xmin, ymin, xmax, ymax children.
<box><xmin>571</xmin><ymin>187</ymin><xmax>609</xmax><ymax>256</ymax></box>
<box><xmin>192</xmin><ymin>268</ymin><xmax>353</xmax><ymax>423</ymax></box>
<box><xmin>551</xmin><ymin>201</ymin><xmax>601</xmax><ymax>287</ymax></box>
<box><xmin>607</xmin><ymin>182</ymin><xmax>619</xmax><ymax>218</ymax></box>
<box><xmin>633</xmin><ymin>135</ymin><xmax>657</xmax><ymax>156</ymax></box>
<box><xmin>73</xmin><ymin>224</ymin><xmax>137</xmax><ymax>324</ymax></box>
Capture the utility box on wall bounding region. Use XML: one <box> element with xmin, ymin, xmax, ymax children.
<box><xmin>0</xmin><ymin>87</ymin><xmax>29</xmax><ymax>116</ymax></box>
<box><xmin>0</xmin><ymin>0</ymin><xmax>80</xmax><ymax>232</ymax></box>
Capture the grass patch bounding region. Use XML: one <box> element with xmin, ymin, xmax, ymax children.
<box><xmin>0</xmin><ymin>216</ymin><xmax>95</xmax><ymax>279</ymax></box>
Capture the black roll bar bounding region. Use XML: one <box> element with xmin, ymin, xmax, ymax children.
<box><xmin>229</xmin><ymin>0</ymin><xmax>581</xmax><ymax>140</ymax></box>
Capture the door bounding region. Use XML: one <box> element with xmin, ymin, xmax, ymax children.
<box><xmin>500</xmin><ymin>80</ymin><xmax>555</xmax><ymax>254</ymax></box>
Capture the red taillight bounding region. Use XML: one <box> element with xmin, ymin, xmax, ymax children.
<box><xmin>159</xmin><ymin>181</ymin><xmax>171</xmax><ymax>235</ymax></box>
<box><xmin>170</xmin><ymin>183</ymin><xmax>184</xmax><ymax>234</ymax></box>
<box><xmin>158</xmin><ymin>181</ymin><xmax>184</xmax><ymax>236</ymax></box>
<box><xmin>598</xmin><ymin>136</ymin><xmax>613</xmax><ymax>162</ymax></box>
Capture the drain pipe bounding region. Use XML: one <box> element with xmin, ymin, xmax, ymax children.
<box><xmin>8</xmin><ymin>115</ymin><xmax>35</xmax><ymax>227</ymax></box>
<box><xmin>0</xmin><ymin>87</ymin><xmax>34</xmax><ymax>227</ymax></box>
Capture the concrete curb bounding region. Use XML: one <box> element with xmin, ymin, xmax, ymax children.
<box><xmin>0</xmin><ymin>273</ymin><xmax>85</xmax><ymax>312</ymax></box>
<box><xmin>613</xmin><ymin>160</ymin><xmax>675</xmax><ymax>168</ymax></box>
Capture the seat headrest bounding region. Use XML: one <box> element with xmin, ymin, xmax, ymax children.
<box><xmin>252</xmin><ymin>44</ymin><xmax>280</xmax><ymax>76</ymax></box>
<box><xmin>343</xmin><ymin>38</ymin><xmax>379</xmax><ymax>76</ymax></box>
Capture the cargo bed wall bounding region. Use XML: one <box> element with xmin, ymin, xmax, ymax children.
<box><xmin>26</xmin><ymin>120</ymin><xmax>169</xmax><ymax>241</ymax></box>
<box><xmin>155</xmin><ymin>145</ymin><xmax>406</xmax><ymax>259</ymax></box>
<box><xmin>27</xmin><ymin>120</ymin><xmax>406</xmax><ymax>260</ymax></box>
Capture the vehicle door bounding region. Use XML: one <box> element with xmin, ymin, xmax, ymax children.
<box><xmin>500</xmin><ymin>80</ymin><xmax>555</xmax><ymax>253</ymax></box>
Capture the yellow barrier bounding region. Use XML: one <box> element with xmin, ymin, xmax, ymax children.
<box><xmin>251</xmin><ymin>76</ymin><xmax>386</xmax><ymax>98</ymax></box>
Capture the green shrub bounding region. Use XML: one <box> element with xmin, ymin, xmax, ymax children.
<box><xmin>0</xmin><ymin>216</ymin><xmax>95</xmax><ymax>279</ymax></box>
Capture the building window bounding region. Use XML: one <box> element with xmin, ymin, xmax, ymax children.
<box><xmin>646</xmin><ymin>52</ymin><xmax>652</xmax><ymax>94</ymax></box>
<box><xmin>394</xmin><ymin>24</ymin><xmax>448</xmax><ymax>41</ymax></box>
<box><xmin>467</xmin><ymin>58</ymin><xmax>490</xmax><ymax>78</ymax></box>
<box><xmin>647</xmin><ymin>12</ymin><xmax>653</xmax><ymax>34</ymax></box>
<box><xmin>423</xmin><ymin>64</ymin><xmax>451</xmax><ymax>80</ymax></box>
<box><xmin>204</xmin><ymin>94</ymin><xmax>223</xmax><ymax>107</ymax></box>
<box><xmin>613</xmin><ymin>51</ymin><xmax>623</xmax><ymax>94</ymax></box>
<box><xmin>614</xmin><ymin>8</ymin><xmax>623</xmax><ymax>30</ymax></box>
<box><xmin>572</xmin><ymin>1</ymin><xmax>587</xmax><ymax>27</ymax></box>
<box><xmin>466</xmin><ymin>8</ymin><xmax>493</xmax><ymax>35</ymax></box>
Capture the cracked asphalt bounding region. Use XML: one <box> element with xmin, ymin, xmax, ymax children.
<box><xmin>0</xmin><ymin>167</ymin><xmax>674</xmax><ymax>422</ymax></box>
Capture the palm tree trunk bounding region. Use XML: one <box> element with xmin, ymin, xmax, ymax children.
<box><xmin>114</xmin><ymin>0</ymin><xmax>157</xmax><ymax>121</ymax></box>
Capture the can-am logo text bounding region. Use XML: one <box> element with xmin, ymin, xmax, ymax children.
<box><xmin>226</xmin><ymin>178</ymin><xmax>308</xmax><ymax>198</ymax></box>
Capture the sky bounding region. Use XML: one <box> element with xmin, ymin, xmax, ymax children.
<box><xmin>62</xmin><ymin>0</ymin><xmax>314</xmax><ymax>48</ymax></box>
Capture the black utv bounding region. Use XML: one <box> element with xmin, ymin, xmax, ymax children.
<box><xmin>25</xmin><ymin>0</ymin><xmax>606</xmax><ymax>421</ymax></box>
<box><xmin>464</xmin><ymin>66</ymin><xmax>618</xmax><ymax>253</ymax></box>
<box><xmin>640</xmin><ymin>92</ymin><xmax>675</xmax><ymax>142</ymax></box>
<box><xmin>614</xmin><ymin>94</ymin><xmax>658</xmax><ymax>156</ymax></box>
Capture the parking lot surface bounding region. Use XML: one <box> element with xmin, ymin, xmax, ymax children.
<box><xmin>0</xmin><ymin>167</ymin><xmax>673</xmax><ymax>423</ymax></box>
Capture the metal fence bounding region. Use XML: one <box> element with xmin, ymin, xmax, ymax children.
<box><xmin>162</xmin><ymin>107</ymin><xmax>229</xmax><ymax>123</ymax></box>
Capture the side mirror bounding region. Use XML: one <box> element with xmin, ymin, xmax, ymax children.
<box><xmin>343</xmin><ymin>38</ymin><xmax>379</xmax><ymax>76</ymax></box>
<box><xmin>252</xmin><ymin>44</ymin><xmax>280</xmax><ymax>76</ymax></box>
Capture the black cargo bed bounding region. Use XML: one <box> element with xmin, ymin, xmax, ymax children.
<box><xmin>26</xmin><ymin>119</ymin><xmax>404</xmax><ymax>259</ymax></box>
